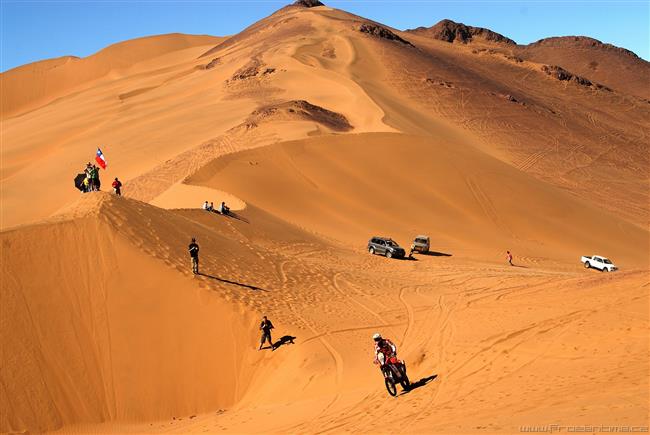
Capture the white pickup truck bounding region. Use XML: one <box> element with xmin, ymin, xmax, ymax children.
<box><xmin>581</xmin><ymin>255</ymin><xmax>618</xmax><ymax>272</ymax></box>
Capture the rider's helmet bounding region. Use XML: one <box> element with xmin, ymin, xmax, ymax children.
<box><xmin>373</xmin><ymin>333</ymin><xmax>382</xmax><ymax>342</ymax></box>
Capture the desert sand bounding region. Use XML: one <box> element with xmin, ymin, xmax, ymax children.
<box><xmin>1</xmin><ymin>1</ymin><xmax>648</xmax><ymax>433</ymax></box>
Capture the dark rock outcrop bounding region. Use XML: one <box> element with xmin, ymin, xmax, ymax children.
<box><xmin>230</xmin><ymin>60</ymin><xmax>261</xmax><ymax>81</ymax></box>
<box><xmin>205</xmin><ymin>57</ymin><xmax>221</xmax><ymax>70</ymax></box>
<box><xmin>424</xmin><ymin>78</ymin><xmax>454</xmax><ymax>88</ymax></box>
<box><xmin>293</xmin><ymin>0</ymin><xmax>324</xmax><ymax>7</ymax></box>
<box><xmin>359</xmin><ymin>24</ymin><xmax>414</xmax><ymax>47</ymax></box>
<box><xmin>541</xmin><ymin>65</ymin><xmax>611</xmax><ymax>91</ymax></box>
<box><xmin>408</xmin><ymin>19</ymin><xmax>515</xmax><ymax>45</ymax></box>
<box><xmin>240</xmin><ymin>100</ymin><xmax>352</xmax><ymax>132</ymax></box>
<box><xmin>228</xmin><ymin>59</ymin><xmax>277</xmax><ymax>82</ymax></box>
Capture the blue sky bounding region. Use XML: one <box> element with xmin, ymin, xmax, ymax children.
<box><xmin>1</xmin><ymin>1</ymin><xmax>648</xmax><ymax>72</ymax></box>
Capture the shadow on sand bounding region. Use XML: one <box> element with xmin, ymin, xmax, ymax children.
<box><xmin>223</xmin><ymin>211</ymin><xmax>250</xmax><ymax>223</ymax></box>
<box><xmin>199</xmin><ymin>273</ymin><xmax>267</xmax><ymax>291</ymax></box>
<box><xmin>419</xmin><ymin>251</ymin><xmax>452</xmax><ymax>257</ymax></box>
<box><xmin>207</xmin><ymin>209</ymin><xmax>250</xmax><ymax>223</ymax></box>
<box><xmin>512</xmin><ymin>264</ymin><xmax>528</xmax><ymax>268</ymax></box>
<box><xmin>402</xmin><ymin>374</ymin><xmax>438</xmax><ymax>394</ymax></box>
<box><xmin>272</xmin><ymin>335</ymin><xmax>297</xmax><ymax>351</ymax></box>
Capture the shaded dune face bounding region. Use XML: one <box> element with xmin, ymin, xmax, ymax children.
<box><xmin>1</xmin><ymin>2</ymin><xmax>649</xmax><ymax>434</ymax></box>
<box><xmin>0</xmin><ymin>196</ymin><xmax>263</xmax><ymax>432</ymax></box>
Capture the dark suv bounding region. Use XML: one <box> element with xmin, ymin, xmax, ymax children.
<box><xmin>368</xmin><ymin>237</ymin><xmax>406</xmax><ymax>259</ymax></box>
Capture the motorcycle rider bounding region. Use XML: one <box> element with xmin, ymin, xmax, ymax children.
<box><xmin>373</xmin><ymin>332</ymin><xmax>397</xmax><ymax>367</ymax></box>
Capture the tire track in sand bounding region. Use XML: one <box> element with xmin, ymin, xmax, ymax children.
<box><xmin>277</xmin><ymin>259</ymin><xmax>344</xmax><ymax>432</ymax></box>
<box><xmin>397</xmin><ymin>291</ymin><xmax>456</xmax><ymax>434</ymax></box>
<box><xmin>398</xmin><ymin>285</ymin><xmax>415</xmax><ymax>348</ymax></box>
<box><xmin>333</xmin><ymin>272</ymin><xmax>389</xmax><ymax>326</ymax></box>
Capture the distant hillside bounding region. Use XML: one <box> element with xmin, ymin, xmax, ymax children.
<box><xmin>1</xmin><ymin>33</ymin><xmax>224</xmax><ymax>118</ymax></box>
<box><xmin>516</xmin><ymin>36</ymin><xmax>650</xmax><ymax>99</ymax></box>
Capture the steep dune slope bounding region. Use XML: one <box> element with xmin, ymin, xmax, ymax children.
<box><xmin>189</xmin><ymin>133</ymin><xmax>648</xmax><ymax>268</ymax></box>
<box><xmin>0</xmin><ymin>194</ymin><xmax>269</xmax><ymax>432</ymax></box>
<box><xmin>2</xmin><ymin>3</ymin><xmax>647</xmax><ymax>229</ymax></box>
<box><xmin>0</xmin><ymin>5</ymin><xmax>395</xmax><ymax>229</ymax></box>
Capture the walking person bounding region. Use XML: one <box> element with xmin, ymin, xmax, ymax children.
<box><xmin>259</xmin><ymin>316</ymin><xmax>274</xmax><ymax>350</ymax></box>
<box><xmin>506</xmin><ymin>250</ymin><xmax>513</xmax><ymax>266</ymax></box>
<box><xmin>189</xmin><ymin>238</ymin><xmax>200</xmax><ymax>275</ymax></box>
<box><xmin>112</xmin><ymin>177</ymin><xmax>122</xmax><ymax>196</ymax></box>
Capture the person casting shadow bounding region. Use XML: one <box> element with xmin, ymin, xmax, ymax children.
<box><xmin>259</xmin><ymin>316</ymin><xmax>274</xmax><ymax>350</ymax></box>
<box><xmin>272</xmin><ymin>335</ymin><xmax>297</xmax><ymax>351</ymax></box>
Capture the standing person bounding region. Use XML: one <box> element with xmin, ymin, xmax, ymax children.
<box><xmin>90</xmin><ymin>165</ymin><xmax>99</xmax><ymax>191</ymax></box>
<box><xmin>259</xmin><ymin>316</ymin><xmax>274</xmax><ymax>350</ymax></box>
<box><xmin>506</xmin><ymin>250</ymin><xmax>513</xmax><ymax>266</ymax></box>
<box><xmin>84</xmin><ymin>163</ymin><xmax>93</xmax><ymax>191</ymax></box>
<box><xmin>94</xmin><ymin>164</ymin><xmax>102</xmax><ymax>191</ymax></box>
<box><xmin>188</xmin><ymin>238</ymin><xmax>200</xmax><ymax>275</ymax></box>
<box><xmin>112</xmin><ymin>177</ymin><xmax>122</xmax><ymax>196</ymax></box>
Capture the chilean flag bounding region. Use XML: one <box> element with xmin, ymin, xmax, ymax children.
<box><xmin>95</xmin><ymin>148</ymin><xmax>107</xmax><ymax>169</ymax></box>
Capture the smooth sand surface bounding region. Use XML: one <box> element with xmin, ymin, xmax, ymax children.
<box><xmin>1</xmin><ymin>2</ymin><xmax>648</xmax><ymax>433</ymax></box>
<box><xmin>150</xmin><ymin>182</ymin><xmax>245</xmax><ymax>211</ymax></box>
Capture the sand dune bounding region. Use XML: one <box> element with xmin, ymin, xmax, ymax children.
<box><xmin>1</xmin><ymin>33</ymin><xmax>224</xmax><ymax>119</ymax></box>
<box><xmin>188</xmin><ymin>133</ymin><xmax>648</xmax><ymax>268</ymax></box>
<box><xmin>3</xmin><ymin>193</ymin><xmax>647</xmax><ymax>433</ymax></box>
<box><xmin>1</xmin><ymin>1</ymin><xmax>648</xmax><ymax>433</ymax></box>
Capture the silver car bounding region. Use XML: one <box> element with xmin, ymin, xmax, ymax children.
<box><xmin>368</xmin><ymin>237</ymin><xmax>406</xmax><ymax>259</ymax></box>
<box><xmin>410</xmin><ymin>235</ymin><xmax>430</xmax><ymax>254</ymax></box>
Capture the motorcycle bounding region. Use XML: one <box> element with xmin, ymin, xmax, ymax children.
<box><xmin>380</xmin><ymin>356</ymin><xmax>410</xmax><ymax>396</ymax></box>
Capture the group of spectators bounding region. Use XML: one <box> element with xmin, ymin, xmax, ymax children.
<box><xmin>82</xmin><ymin>162</ymin><xmax>101</xmax><ymax>192</ymax></box>
<box><xmin>202</xmin><ymin>200</ymin><xmax>230</xmax><ymax>215</ymax></box>
<box><xmin>76</xmin><ymin>162</ymin><xmax>122</xmax><ymax>196</ymax></box>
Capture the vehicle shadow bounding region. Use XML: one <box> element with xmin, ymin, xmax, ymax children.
<box><xmin>272</xmin><ymin>335</ymin><xmax>297</xmax><ymax>351</ymax></box>
<box><xmin>419</xmin><ymin>251</ymin><xmax>452</xmax><ymax>257</ymax></box>
<box><xmin>198</xmin><ymin>273</ymin><xmax>267</xmax><ymax>291</ymax></box>
<box><xmin>401</xmin><ymin>374</ymin><xmax>438</xmax><ymax>394</ymax></box>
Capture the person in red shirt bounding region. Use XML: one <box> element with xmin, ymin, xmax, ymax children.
<box><xmin>506</xmin><ymin>250</ymin><xmax>513</xmax><ymax>266</ymax></box>
<box><xmin>112</xmin><ymin>177</ymin><xmax>122</xmax><ymax>196</ymax></box>
<box><xmin>373</xmin><ymin>333</ymin><xmax>397</xmax><ymax>367</ymax></box>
